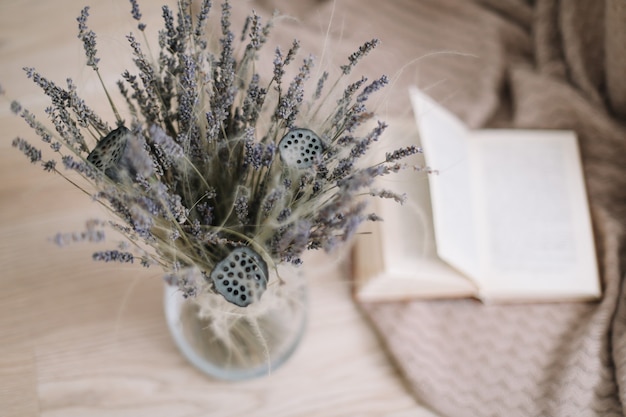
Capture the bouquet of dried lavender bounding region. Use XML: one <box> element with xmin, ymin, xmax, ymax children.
<box><xmin>9</xmin><ymin>0</ymin><xmax>421</xmax><ymax>314</ymax></box>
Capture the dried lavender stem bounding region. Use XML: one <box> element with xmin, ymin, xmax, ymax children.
<box><xmin>95</xmin><ymin>70</ymin><xmax>123</xmax><ymax>124</ymax></box>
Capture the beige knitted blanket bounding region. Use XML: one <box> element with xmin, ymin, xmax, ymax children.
<box><xmin>256</xmin><ymin>0</ymin><xmax>626</xmax><ymax>415</ymax></box>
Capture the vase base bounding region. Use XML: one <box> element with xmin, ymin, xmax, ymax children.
<box><xmin>164</xmin><ymin>280</ymin><xmax>307</xmax><ymax>381</ymax></box>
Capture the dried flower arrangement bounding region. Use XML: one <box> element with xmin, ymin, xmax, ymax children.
<box><xmin>8</xmin><ymin>0</ymin><xmax>422</xmax><ymax>314</ymax></box>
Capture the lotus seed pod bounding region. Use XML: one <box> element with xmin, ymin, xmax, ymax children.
<box><xmin>278</xmin><ymin>128</ymin><xmax>323</xmax><ymax>169</ymax></box>
<box><xmin>87</xmin><ymin>126</ymin><xmax>130</xmax><ymax>179</ymax></box>
<box><xmin>209</xmin><ymin>247</ymin><xmax>268</xmax><ymax>307</ymax></box>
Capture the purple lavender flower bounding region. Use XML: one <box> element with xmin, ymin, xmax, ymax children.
<box><xmin>76</xmin><ymin>7</ymin><xmax>100</xmax><ymax>70</ymax></box>
<box><xmin>9</xmin><ymin>1</ymin><xmax>425</xmax><ymax>307</ymax></box>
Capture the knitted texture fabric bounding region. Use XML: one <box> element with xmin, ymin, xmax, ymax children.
<box><xmin>255</xmin><ymin>0</ymin><xmax>626</xmax><ymax>415</ymax></box>
<box><xmin>354</xmin><ymin>1</ymin><xmax>626</xmax><ymax>415</ymax></box>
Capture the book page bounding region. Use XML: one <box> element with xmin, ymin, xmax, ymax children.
<box><xmin>353</xmin><ymin>119</ymin><xmax>477</xmax><ymax>302</ymax></box>
<box><xmin>409</xmin><ymin>87</ymin><xmax>482</xmax><ymax>281</ymax></box>
<box><xmin>469</xmin><ymin>130</ymin><xmax>600</xmax><ymax>300</ymax></box>
<box><xmin>355</xmin><ymin>197</ymin><xmax>477</xmax><ymax>302</ymax></box>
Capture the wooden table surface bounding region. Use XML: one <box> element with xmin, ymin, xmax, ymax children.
<box><xmin>0</xmin><ymin>1</ymin><xmax>437</xmax><ymax>416</ymax></box>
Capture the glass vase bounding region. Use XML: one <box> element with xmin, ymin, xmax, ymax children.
<box><xmin>163</xmin><ymin>265</ymin><xmax>307</xmax><ymax>381</ymax></box>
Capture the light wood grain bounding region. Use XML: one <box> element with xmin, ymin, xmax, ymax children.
<box><xmin>0</xmin><ymin>1</ymin><xmax>439</xmax><ymax>416</ymax></box>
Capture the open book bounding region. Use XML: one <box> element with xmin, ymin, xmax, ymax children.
<box><xmin>353</xmin><ymin>88</ymin><xmax>600</xmax><ymax>303</ymax></box>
